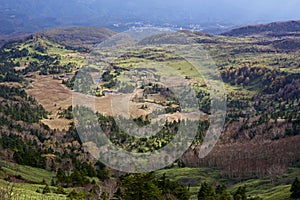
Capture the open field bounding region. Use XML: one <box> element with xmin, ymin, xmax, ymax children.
<box><xmin>0</xmin><ymin>160</ymin><xmax>54</xmax><ymax>184</ymax></box>
<box><xmin>156</xmin><ymin>167</ymin><xmax>300</xmax><ymax>200</ymax></box>
<box><xmin>26</xmin><ymin>74</ymin><xmax>73</xmax><ymax>130</ymax></box>
<box><xmin>0</xmin><ymin>179</ymin><xmax>67</xmax><ymax>200</ymax></box>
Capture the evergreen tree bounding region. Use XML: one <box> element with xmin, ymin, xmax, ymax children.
<box><xmin>234</xmin><ymin>186</ymin><xmax>247</xmax><ymax>200</ymax></box>
<box><xmin>291</xmin><ymin>177</ymin><xmax>300</xmax><ymax>199</ymax></box>
<box><xmin>216</xmin><ymin>184</ymin><xmax>227</xmax><ymax>195</ymax></box>
<box><xmin>67</xmin><ymin>189</ymin><xmax>85</xmax><ymax>200</ymax></box>
<box><xmin>70</xmin><ymin>170</ymin><xmax>85</xmax><ymax>186</ymax></box>
<box><xmin>121</xmin><ymin>173</ymin><xmax>163</xmax><ymax>200</ymax></box>
<box><xmin>197</xmin><ymin>182</ymin><xmax>216</xmax><ymax>200</ymax></box>
<box><xmin>42</xmin><ymin>184</ymin><xmax>51</xmax><ymax>194</ymax></box>
<box><xmin>56</xmin><ymin>168</ymin><xmax>67</xmax><ymax>184</ymax></box>
<box><xmin>55</xmin><ymin>186</ymin><xmax>66</xmax><ymax>195</ymax></box>
<box><xmin>155</xmin><ymin>173</ymin><xmax>190</xmax><ymax>200</ymax></box>
<box><xmin>216</xmin><ymin>184</ymin><xmax>231</xmax><ymax>200</ymax></box>
<box><xmin>219</xmin><ymin>190</ymin><xmax>232</xmax><ymax>200</ymax></box>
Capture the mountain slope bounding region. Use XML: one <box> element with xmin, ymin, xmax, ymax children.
<box><xmin>0</xmin><ymin>26</ymin><xmax>115</xmax><ymax>50</ymax></box>
<box><xmin>36</xmin><ymin>26</ymin><xmax>115</xmax><ymax>50</ymax></box>
<box><xmin>221</xmin><ymin>20</ymin><xmax>300</xmax><ymax>37</ymax></box>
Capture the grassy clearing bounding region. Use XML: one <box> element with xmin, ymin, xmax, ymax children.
<box><xmin>26</xmin><ymin>74</ymin><xmax>72</xmax><ymax>130</ymax></box>
<box><xmin>0</xmin><ymin>179</ymin><xmax>67</xmax><ymax>200</ymax></box>
<box><xmin>155</xmin><ymin>167</ymin><xmax>300</xmax><ymax>199</ymax></box>
<box><xmin>156</xmin><ymin>167</ymin><xmax>226</xmax><ymax>197</ymax></box>
<box><xmin>0</xmin><ymin>160</ymin><xmax>54</xmax><ymax>184</ymax></box>
<box><xmin>259</xmin><ymin>185</ymin><xmax>291</xmax><ymax>200</ymax></box>
<box><xmin>0</xmin><ymin>161</ymin><xmax>68</xmax><ymax>199</ymax></box>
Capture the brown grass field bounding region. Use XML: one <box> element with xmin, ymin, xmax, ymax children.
<box><xmin>25</xmin><ymin>72</ymin><xmax>204</xmax><ymax>131</ymax></box>
<box><xmin>26</xmin><ymin>73</ymin><xmax>73</xmax><ymax>130</ymax></box>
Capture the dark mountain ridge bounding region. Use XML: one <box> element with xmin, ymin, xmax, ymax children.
<box><xmin>221</xmin><ymin>20</ymin><xmax>300</xmax><ymax>37</ymax></box>
<box><xmin>0</xmin><ymin>26</ymin><xmax>115</xmax><ymax>50</ymax></box>
<box><xmin>35</xmin><ymin>26</ymin><xmax>115</xmax><ymax>50</ymax></box>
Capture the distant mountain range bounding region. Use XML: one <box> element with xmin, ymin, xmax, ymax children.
<box><xmin>222</xmin><ymin>20</ymin><xmax>300</xmax><ymax>37</ymax></box>
<box><xmin>221</xmin><ymin>20</ymin><xmax>300</xmax><ymax>52</ymax></box>
<box><xmin>1</xmin><ymin>0</ymin><xmax>300</xmax><ymax>36</ymax></box>
<box><xmin>1</xmin><ymin>19</ymin><xmax>300</xmax><ymax>53</ymax></box>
